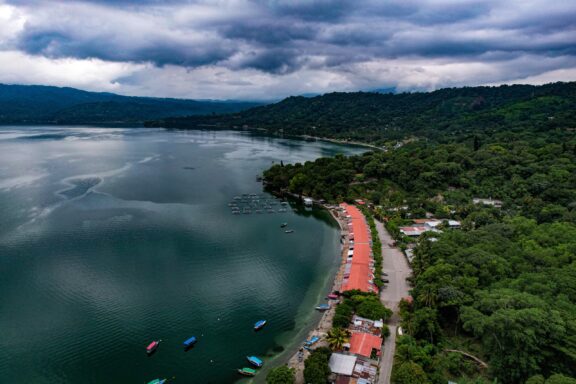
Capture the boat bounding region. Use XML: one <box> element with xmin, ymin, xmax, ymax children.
<box><xmin>315</xmin><ymin>304</ymin><xmax>330</xmax><ymax>311</ymax></box>
<box><xmin>280</xmin><ymin>222</ymin><xmax>288</xmax><ymax>228</ymax></box>
<box><xmin>246</xmin><ymin>355</ymin><xmax>263</xmax><ymax>367</ymax></box>
<box><xmin>183</xmin><ymin>336</ymin><xmax>197</xmax><ymax>348</ymax></box>
<box><xmin>254</xmin><ymin>320</ymin><xmax>267</xmax><ymax>331</ymax></box>
<box><xmin>147</xmin><ymin>379</ymin><xmax>167</xmax><ymax>384</ymax></box>
<box><xmin>327</xmin><ymin>294</ymin><xmax>339</xmax><ymax>300</ymax></box>
<box><xmin>285</xmin><ymin>229</ymin><xmax>294</xmax><ymax>234</ymax></box>
<box><xmin>146</xmin><ymin>340</ymin><xmax>161</xmax><ymax>354</ymax></box>
<box><xmin>305</xmin><ymin>336</ymin><xmax>320</xmax><ymax>346</ymax></box>
<box><xmin>237</xmin><ymin>368</ymin><xmax>256</xmax><ymax>377</ymax></box>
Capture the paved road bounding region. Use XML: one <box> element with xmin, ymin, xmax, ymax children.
<box><xmin>375</xmin><ymin>219</ymin><xmax>412</xmax><ymax>384</ymax></box>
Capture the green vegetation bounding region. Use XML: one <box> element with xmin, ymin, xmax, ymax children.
<box><xmin>360</xmin><ymin>206</ymin><xmax>384</xmax><ymax>288</ymax></box>
<box><xmin>527</xmin><ymin>375</ymin><xmax>576</xmax><ymax>384</ymax></box>
<box><xmin>0</xmin><ymin>84</ymin><xmax>260</xmax><ymax>124</ymax></box>
<box><xmin>266</xmin><ymin>365</ymin><xmax>295</xmax><ymax>384</ymax></box>
<box><xmin>261</xmin><ymin>83</ymin><xmax>576</xmax><ymax>382</ymax></box>
<box><xmin>148</xmin><ymin>82</ymin><xmax>576</xmax><ymax>145</ymax></box>
<box><xmin>303</xmin><ymin>347</ymin><xmax>331</xmax><ymax>384</ymax></box>
<box><xmin>332</xmin><ymin>291</ymin><xmax>392</xmax><ymax>328</ymax></box>
<box><xmin>326</xmin><ymin>327</ymin><xmax>350</xmax><ymax>351</ymax></box>
<box><xmin>263</xmin><ymin>138</ymin><xmax>576</xmax><ymax>225</ymax></box>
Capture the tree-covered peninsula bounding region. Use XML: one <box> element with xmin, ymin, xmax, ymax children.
<box><xmin>256</xmin><ymin>83</ymin><xmax>576</xmax><ymax>383</ymax></box>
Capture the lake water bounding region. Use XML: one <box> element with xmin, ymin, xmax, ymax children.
<box><xmin>0</xmin><ymin>127</ymin><xmax>365</xmax><ymax>383</ymax></box>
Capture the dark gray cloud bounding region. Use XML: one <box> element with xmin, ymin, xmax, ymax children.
<box><xmin>1</xmin><ymin>0</ymin><xmax>576</xmax><ymax>98</ymax></box>
<box><xmin>230</xmin><ymin>48</ymin><xmax>306</xmax><ymax>74</ymax></box>
<box><xmin>218</xmin><ymin>20</ymin><xmax>317</xmax><ymax>46</ymax></box>
<box><xmin>18</xmin><ymin>25</ymin><xmax>235</xmax><ymax>67</ymax></box>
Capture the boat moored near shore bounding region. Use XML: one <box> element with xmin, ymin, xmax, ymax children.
<box><xmin>147</xmin><ymin>378</ymin><xmax>167</xmax><ymax>384</ymax></box>
<box><xmin>254</xmin><ymin>320</ymin><xmax>267</xmax><ymax>331</ymax></box>
<box><xmin>247</xmin><ymin>355</ymin><xmax>263</xmax><ymax>367</ymax></box>
<box><xmin>237</xmin><ymin>367</ymin><xmax>257</xmax><ymax>377</ymax></box>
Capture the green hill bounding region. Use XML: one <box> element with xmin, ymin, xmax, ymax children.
<box><xmin>0</xmin><ymin>84</ymin><xmax>261</xmax><ymax>124</ymax></box>
<box><xmin>147</xmin><ymin>82</ymin><xmax>576</xmax><ymax>143</ymax></box>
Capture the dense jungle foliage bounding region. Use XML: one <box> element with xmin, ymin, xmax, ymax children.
<box><xmin>148</xmin><ymin>82</ymin><xmax>576</xmax><ymax>144</ymax></box>
<box><xmin>261</xmin><ymin>84</ymin><xmax>576</xmax><ymax>383</ymax></box>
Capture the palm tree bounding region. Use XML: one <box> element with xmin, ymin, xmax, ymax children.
<box><xmin>326</xmin><ymin>327</ymin><xmax>350</xmax><ymax>351</ymax></box>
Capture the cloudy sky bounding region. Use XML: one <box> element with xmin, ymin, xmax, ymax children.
<box><xmin>0</xmin><ymin>0</ymin><xmax>575</xmax><ymax>100</ymax></box>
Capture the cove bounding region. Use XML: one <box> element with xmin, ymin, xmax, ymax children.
<box><xmin>0</xmin><ymin>127</ymin><xmax>366</xmax><ymax>383</ymax></box>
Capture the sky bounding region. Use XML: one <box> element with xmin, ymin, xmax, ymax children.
<box><xmin>0</xmin><ymin>0</ymin><xmax>575</xmax><ymax>100</ymax></box>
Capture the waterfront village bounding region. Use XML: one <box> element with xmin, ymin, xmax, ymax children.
<box><xmin>276</xmin><ymin>197</ymin><xmax>483</xmax><ymax>384</ymax></box>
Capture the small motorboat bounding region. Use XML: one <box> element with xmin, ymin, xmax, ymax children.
<box><xmin>280</xmin><ymin>222</ymin><xmax>288</xmax><ymax>228</ymax></box>
<box><xmin>305</xmin><ymin>336</ymin><xmax>320</xmax><ymax>347</ymax></box>
<box><xmin>254</xmin><ymin>320</ymin><xmax>267</xmax><ymax>331</ymax></box>
<box><xmin>326</xmin><ymin>294</ymin><xmax>339</xmax><ymax>300</ymax></box>
<box><xmin>284</xmin><ymin>229</ymin><xmax>294</xmax><ymax>234</ymax></box>
<box><xmin>147</xmin><ymin>379</ymin><xmax>167</xmax><ymax>384</ymax></box>
<box><xmin>238</xmin><ymin>368</ymin><xmax>256</xmax><ymax>377</ymax></box>
<box><xmin>146</xmin><ymin>340</ymin><xmax>161</xmax><ymax>354</ymax></box>
<box><xmin>247</xmin><ymin>355</ymin><xmax>263</xmax><ymax>368</ymax></box>
<box><xmin>315</xmin><ymin>304</ymin><xmax>330</xmax><ymax>311</ymax></box>
<box><xmin>183</xmin><ymin>336</ymin><xmax>197</xmax><ymax>349</ymax></box>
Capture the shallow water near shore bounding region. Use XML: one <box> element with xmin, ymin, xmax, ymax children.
<box><xmin>0</xmin><ymin>127</ymin><xmax>365</xmax><ymax>384</ymax></box>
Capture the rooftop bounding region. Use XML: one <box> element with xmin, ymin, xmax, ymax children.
<box><xmin>349</xmin><ymin>332</ymin><xmax>382</xmax><ymax>358</ymax></box>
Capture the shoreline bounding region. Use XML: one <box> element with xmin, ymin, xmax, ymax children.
<box><xmin>283</xmin><ymin>204</ymin><xmax>350</xmax><ymax>383</ymax></box>
<box><xmin>160</xmin><ymin>125</ymin><xmax>383</xmax><ymax>152</ymax></box>
<box><xmin>249</xmin><ymin>204</ymin><xmax>344</xmax><ymax>384</ymax></box>
<box><xmin>297</xmin><ymin>135</ymin><xmax>383</xmax><ymax>151</ymax></box>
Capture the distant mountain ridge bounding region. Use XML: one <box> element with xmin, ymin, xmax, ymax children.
<box><xmin>0</xmin><ymin>84</ymin><xmax>261</xmax><ymax>124</ymax></box>
<box><xmin>147</xmin><ymin>82</ymin><xmax>576</xmax><ymax>143</ymax></box>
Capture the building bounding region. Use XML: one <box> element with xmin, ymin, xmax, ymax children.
<box><xmin>349</xmin><ymin>315</ymin><xmax>384</xmax><ymax>336</ymax></box>
<box><xmin>330</xmin><ymin>353</ymin><xmax>379</xmax><ymax>384</ymax></box>
<box><xmin>329</xmin><ymin>353</ymin><xmax>357</xmax><ymax>376</ymax></box>
<box><xmin>472</xmin><ymin>197</ymin><xmax>503</xmax><ymax>208</ymax></box>
<box><xmin>399</xmin><ymin>226</ymin><xmax>428</xmax><ymax>237</ymax></box>
<box><xmin>349</xmin><ymin>332</ymin><xmax>382</xmax><ymax>359</ymax></box>
<box><xmin>340</xmin><ymin>203</ymin><xmax>376</xmax><ymax>293</ymax></box>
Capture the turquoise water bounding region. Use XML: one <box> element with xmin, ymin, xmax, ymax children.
<box><xmin>0</xmin><ymin>127</ymin><xmax>365</xmax><ymax>383</ymax></box>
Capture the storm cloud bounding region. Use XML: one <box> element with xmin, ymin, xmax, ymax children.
<box><xmin>0</xmin><ymin>0</ymin><xmax>575</xmax><ymax>99</ymax></box>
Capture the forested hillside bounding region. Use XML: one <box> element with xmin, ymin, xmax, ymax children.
<box><xmin>148</xmin><ymin>82</ymin><xmax>576</xmax><ymax>144</ymax></box>
<box><xmin>263</xmin><ymin>120</ymin><xmax>576</xmax><ymax>383</ymax></box>
<box><xmin>0</xmin><ymin>84</ymin><xmax>260</xmax><ymax>124</ymax></box>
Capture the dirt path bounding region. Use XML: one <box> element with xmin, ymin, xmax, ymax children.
<box><xmin>375</xmin><ymin>219</ymin><xmax>412</xmax><ymax>384</ymax></box>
